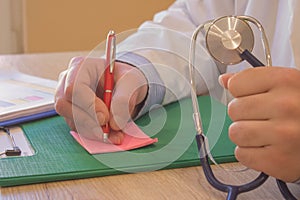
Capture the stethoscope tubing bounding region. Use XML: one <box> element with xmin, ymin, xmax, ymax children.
<box><xmin>196</xmin><ymin>134</ymin><xmax>269</xmax><ymax>200</ymax></box>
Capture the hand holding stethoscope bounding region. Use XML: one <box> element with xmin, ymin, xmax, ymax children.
<box><xmin>189</xmin><ymin>15</ymin><xmax>297</xmax><ymax>200</ymax></box>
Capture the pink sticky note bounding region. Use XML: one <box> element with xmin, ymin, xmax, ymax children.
<box><xmin>70</xmin><ymin>122</ymin><xmax>158</xmax><ymax>154</ymax></box>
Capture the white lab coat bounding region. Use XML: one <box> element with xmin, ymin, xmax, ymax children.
<box><xmin>117</xmin><ymin>0</ymin><xmax>299</xmax><ymax>110</ymax></box>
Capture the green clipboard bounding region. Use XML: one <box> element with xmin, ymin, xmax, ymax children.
<box><xmin>0</xmin><ymin>95</ymin><xmax>236</xmax><ymax>187</ymax></box>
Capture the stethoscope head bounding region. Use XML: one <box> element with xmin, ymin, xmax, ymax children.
<box><xmin>206</xmin><ymin>16</ymin><xmax>254</xmax><ymax>65</ymax></box>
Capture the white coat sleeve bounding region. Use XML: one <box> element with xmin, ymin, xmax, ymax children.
<box><xmin>116</xmin><ymin>0</ymin><xmax>237</xmax><ymax>116</ymax></box>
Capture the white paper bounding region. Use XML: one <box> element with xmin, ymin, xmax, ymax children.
<box><xmin>0</xmin><ymin>69</ymin><xmax>57</xmax><ymax>121</ymax></box>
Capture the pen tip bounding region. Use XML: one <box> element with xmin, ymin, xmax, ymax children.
<box><xmin>103</xmin><ymin>133</ymin><xmax>109</xmax><ymax>143</ymax></box>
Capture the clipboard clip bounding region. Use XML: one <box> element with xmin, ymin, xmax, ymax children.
<box><xmin>0</xmin><ymin>126</ymin><xmax>22</xmax><ymax>157</ymax></box>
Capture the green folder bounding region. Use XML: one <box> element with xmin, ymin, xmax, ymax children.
<box><xmin>0</xmin><ymin>95</ymin><xmax>236</xmax><ymax>187</ymax></box>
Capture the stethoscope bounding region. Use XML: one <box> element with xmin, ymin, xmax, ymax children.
<box><xmin>188</xmin><ymin>15</ymin><xmax>297</xmax><ymax>200</ymax></box>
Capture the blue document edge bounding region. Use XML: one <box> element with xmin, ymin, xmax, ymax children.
<box><xmin>0</xmin><ymin>110</ymin><xmax>57</xmax><ymax>127</ymax></box>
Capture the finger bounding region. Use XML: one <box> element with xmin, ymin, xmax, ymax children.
<box><xmin>73</xmin><ymin>117</ymin><xmax>124</xmax><ymax>144</ymax></box>
<box><xmin>73</xmin><ymin>116</ymin><xmax>124</xmax><ymax>144</ymax></box>
<box><xmin>65</xmin><ymin>56</ymin><xmax>85</xmax><ymax>85</ymax></box>
<box><xmin>218</xmin><ymin>73</ymin><xmax>235</xmax><ymax>89</ymax></box>
<box><xmin>108</xmin><ymin>131</ymin><xmax>125</xmax><ymax>145</ymax></box>
<box><xmin>64</xmin><ymin>83</ymin><xmax>110</xmax><ymax>121</ymax></box>
<box><xmin>226</xmin><ymin>67</ymin><xmax>279</xmax><ymax>97</ymax></box>
<box><xmin>109</xmin><ymin>69</ymin><xmax>148</xmax><ymax>130</ymax></box>
<box><xmin>55</xmin><ymin>70</ymin><xmax>77</xmax><ymax>132</ymax></box>
<box><xmin>55</xmin><ymin>72</ymin><xmax>108</xmax><ymax>136</ymax></box>
<box><xmin>234</xmin><ymin>146</ymin><xmax>294</xmax><ymax>181</ymax></box>
<box><xmin>65</xmin><ymin>57</ymin><xmax>105</xmax><ymax>103</ymax></box>
<box><xmin>109</xmin><ymin>86</ymin><xmax>139</xmax><ymax>131</ymax></box>
<box><xmin>229</xmin><ymin>121</ymin><xmax>274</xmax><ymax>147</ymax></box>
<box><xmin>56</xmin><ymin>96</ymin><xmax>110</xmax><ymax>141</ymax></box>
<box><xmin>55</xmin><ymin>58</ymin><xmax>81</xmax><ymax>116</ymax></box>
<box><xmin>228</xmin><ymin>89</ymin><xmax>300</xmax><ymax>121</ymax></box>
<box><xmin>63</xmin><ymin>56</ymin><xmax>85</xmax><ymax>98</ymax></box>
<box><xmin>56</xmin><ymin>96</ymin><xmax>106</xmax><ymax>124</ymax></box>
<box><xmin>64</xmin><ymin>58</ymin><xmax>111</xmax><ymax>125</ymax></box>
<box><xmin>55</xmin><ymin>92</ymin><xmax>125</xmax><ymax>144</ymax></box>
<box><xmin>55</xmin><ymin>70</ymin><xmax>68</xmax><ymax>101</ymax></box>
<box><xmin>234</xmin><ymin>146</ymin><xmax>271</xmax><ymax>175</ymax></box>
<box><xmin>228</xmin><ymin>92</ymin><xmax>272</xmax><ymax>120</ymax></box>
<box><xmin>64</xmin><ymin>57</ymin><xmax>92</xmax><ymax>103</ymax></box>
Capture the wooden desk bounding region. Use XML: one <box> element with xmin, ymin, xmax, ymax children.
<box><xmin>1</xmin><ymin>164</ymin><xmax>300</xmax><ymax>200</ymax></box>
<box><xmin>0</xmin><ymin>53</ymin><xmax>299</xmax><ymax>200</ymax></box>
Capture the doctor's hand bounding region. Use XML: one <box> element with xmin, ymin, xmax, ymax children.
<box><xmin>55</xmin><ymin>57</ymin><xmax>148</xmax><ymax>144</ymax></box>
<box><xmin>219</xmin><ymin>67</ymin><xmax>300</xmax><ymax>183</ymax></box>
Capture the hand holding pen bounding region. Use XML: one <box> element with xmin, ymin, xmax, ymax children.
<box><xmin>54</xmin><ymin>31</ymin><xmax>149</xmax><ymax>144</ymax></box>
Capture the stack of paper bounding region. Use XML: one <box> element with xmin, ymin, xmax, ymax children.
<box><xmin>0</xmin><ymin>69</ymin><xmax>57</xmax><ymax>126</ymax></box>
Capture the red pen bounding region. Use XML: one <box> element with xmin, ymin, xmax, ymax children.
<box><xmin>102</xmin><ymin>30</ymin><xmax>116</xmax><ymax>143</ymax></box>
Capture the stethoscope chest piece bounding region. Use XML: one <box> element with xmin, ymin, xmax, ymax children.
<box><xmin>206</xmin><ymin>16</ymin><xmax>254</xmax><ymax>65</ymax></box>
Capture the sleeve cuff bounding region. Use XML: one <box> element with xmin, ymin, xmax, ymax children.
<box><xmin>116</xmin><ymin>52</ymin><xmax>166</xmax><ymax>118</ymax></box>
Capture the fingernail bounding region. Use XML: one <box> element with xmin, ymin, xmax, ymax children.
<box><xmin>218</xmin><ymin>75</ymin><xmax>225</xmax><ymax>87</ymax></box>
<box><xmin>109</xmin><ymin>132</ymin><xmax>124</xmax><ymax>145</ymax></box>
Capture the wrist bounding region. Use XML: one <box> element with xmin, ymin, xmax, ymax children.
<box><xmin>116</xmin><ymin>52</ymin><xmax>165</xmax><ymax>118</ymax></box>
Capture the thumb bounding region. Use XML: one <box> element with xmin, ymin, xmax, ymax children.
<box><xmin>109</xmin><ymin>74</ymin><xmax>147</xmax><ymax>131</ymax></box>
<box><xmin>219</xmin><ymin>73</ymin><xmax>235</xmax><ymax>89</ymax></box>
<box><xmin>109</xmin><ymin>88</ymin><xmax>141</xmax><ymax>130</ymax></box>
<box><xmin>109</xmin><ymin>94</ymin><xmax>137</xmax><ymax>131</ymax></box>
